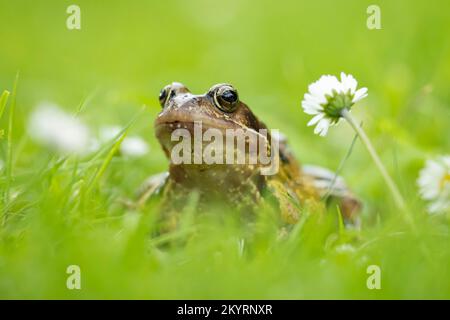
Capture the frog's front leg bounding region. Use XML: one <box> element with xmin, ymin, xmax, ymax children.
<box><xmin>135</xmin><ymin>172</ymin><xmax>182</xmax><ymax>233</ymax></box>
<box><xmin>266</xmin><ymin>179</ymin><xmax>303</xmax><ymax>224</ymax></box>
<box><xmin>135</xmin><ymin>172</ymin><xmax>169</xmax><ymax>208</ymax></box>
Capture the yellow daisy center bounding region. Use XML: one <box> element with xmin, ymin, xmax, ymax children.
<box><xmin>440</xmin><ymin>173</ymin><xmax>450</xmax><ymax>190</ymax></box>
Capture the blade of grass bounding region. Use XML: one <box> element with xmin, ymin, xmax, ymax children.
<box><xmin>336</xmin><ymin>205</ymin><xmax>345</xmax><ymax>235</ymax></box>
<box><xmin>74</xmin><ymin>88</ymin><xmax>98</xmax><ymax>116</ymax></box>
<box><xmin>85</xmin><ymin>131</ymin><xmax>127</xmax><ymax>195</ymax></box>
<box><xmin>0</xmin><ymin>90</ymin><xmax>10</xmax><ymax>120</ymax></box>
<box><xmin>2</xmin><ymin>72</ymin><xmax>19</xmax><ymax>226</ymax></box>
<box><xmin>322</xmin><ymin>129</ymin><xmax>359</xmax><ymax>201</ymax></box>
<box><xmin>83</xmin><ymin>105</ymin><xmax>147</xmax><ymax>164</ymax></box>
<box><xmin>0</xmin><ymin>154</ymin><xmax>68</xmax><ymax>221</ymax></box>
<box><xmin>84</xmin><ymin>105</ymin><xmax>146</xmax><ymax>195</ymax></box>
<box><xmin>59</xmin><ymin>157</ymin><xmax>80</xmax><ymax>215</ymax></box>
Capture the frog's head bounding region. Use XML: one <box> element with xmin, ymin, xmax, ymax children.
<box><xmin>155</xmin><ymin>82</ymin><xmax>264</xmax><ymax>157</ymax></box>
<box><xmin>154</xmin><ymin>82</ymin><xmax>270</xmax><ymax>190</ymax></box>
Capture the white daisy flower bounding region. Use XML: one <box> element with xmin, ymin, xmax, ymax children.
<box><xmin>301</xmin><ymin>73</ymin><xmax>410</xmax><ymax>217</ymax></box>
<box><xmin>417</xmin><ymin>155</ymin><xmax>450</xmax><ymax>214</ymax></box>
<box><xmin>99</xmin><ymin>125</ymin><xmax>122</xmax><ymax>142</ymax></box>
<box><xmin>98</xmin><ymin>125</ymin><xmax>149</xmax><ymax>158</ymax></box>
<box><xmin>28</xmin><ymin>102</ymin><xmax>91</xmax><ymax>155</ymax></box>
<box><xmin>302</xmin><ymin>72</ymin><xmax>368</xmax><ymax>136</ymax></box>
<box><xmin>121</xmin><ymin>136</ymin><xmax>149</xmax><ymax>157</ymax></box>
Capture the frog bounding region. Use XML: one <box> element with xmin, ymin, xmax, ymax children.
<box><xmin>137</xmin><ymin>82</ymin><xmax>361</xmax><ymax>232</ymax></box>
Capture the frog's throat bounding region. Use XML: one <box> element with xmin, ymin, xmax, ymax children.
<box><xmin>167</xmin><ymin>161</ymin><xmax>265</xmax><ymax>196</ymax></box>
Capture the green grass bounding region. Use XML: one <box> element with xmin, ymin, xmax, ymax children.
<box><xmin>0</xmin><ymin>0</ymin><xmax>449</xmax><ymax>299</ymax></box>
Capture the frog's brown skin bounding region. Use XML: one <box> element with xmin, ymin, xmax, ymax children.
<box><xmin>139</xmin><ymin>82</ymin><xmax>361</xmax><ymax>231</ymax></box>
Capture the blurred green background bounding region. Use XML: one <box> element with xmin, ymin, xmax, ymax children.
<box><xmin>0</xmin><ymin>0</ymin><xmax>449</xmax><ymax>299</ymax></box>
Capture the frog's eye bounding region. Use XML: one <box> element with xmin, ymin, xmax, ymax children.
<box><xmin>159</xmin><ymin>82</ymin><xmax>190</xmax><ymax>108</ymax></box>
<box><xmin>212</xmin><ymin>85</ymin><xmax>239</xmax><ymax>113</ymax></box>
<box><xmin>159</xmin><ymin>86</ymin><xmax>171</xmax><ymax>108</ymax></box>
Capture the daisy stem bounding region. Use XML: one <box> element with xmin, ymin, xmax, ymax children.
<box><xmin>341</xmin><ymin>108</ymin><xmax>413</xmax><ymax>225</ymax></box>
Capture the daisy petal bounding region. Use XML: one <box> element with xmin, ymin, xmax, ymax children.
<box><xmin>314</xmin><ymin>118</ymin><xmax>331</xmax><ymax>136</ymax></box>
<box><xmin>353</xmin><ymin>87</ymin><xmax>368</xmax><ymax>102</ymax></box>
<box><xmin>307</xmin><ymin>113</ymin><xmax>324</xmax><ymax>126</ymax></box>
<box><xmin>417</xmin><ymin>155</ymin><xmax>450</xmax><ymax>215</ymax></box>
<box><xmin>341</xmin><ymin>72</ymin><xmax>358</xmax><ymax>93</ymax></box>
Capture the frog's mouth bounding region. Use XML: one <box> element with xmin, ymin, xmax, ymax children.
<box><xmin>155</xmin><ymin>113</ymin><xmax>246</xmax><ymax>134</ymax></box>
<box><xmin>155</xmin><ymin>119</ymin><xmax>251</xmax><ymax>159</ymax></box>
<box><xmin>155</xmin><ymin>113</ymin><xmax>269</xmax><ymax>167</ymax></box>
<box><xmin>155</xmin><ymin>111</ymin><xmax>260</xmax><ymax>143</ymax></box>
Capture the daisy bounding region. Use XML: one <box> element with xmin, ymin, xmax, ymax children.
<box><xmin>98</xmin><ymin>125</ymin><xmax>149</xmax><ymax>158</ymax></box>
<box><xmin>301</xmin><ymin>73</ymin><xmax>410</xmax><ymax>221</ymax></box>
<box><xmin>417</xmin><ymin>156</ymin><xmax>450</xmax><ymax>214</ymax></box>
<box><xmin>28</xmin><ymin>102</ymin><xmax>91</xmax><ymax>155</ymax></box>
<box><xmin>302</xmin><ymin>72</ymin><xmax>368</xmax><ymax>136</ymax></box>
<box><xmin>121</xmin><ymin>136</ymin><xmax>149</xmax><ymax>157</ymax></box>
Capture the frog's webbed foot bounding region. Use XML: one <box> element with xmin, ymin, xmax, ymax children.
<box><xmin>135</xmin><ymin>172</ymin><xmax>169</xmax><ymax>208</ymax></box>
<box><xmin>302</xmin><ymin>165</ymin><xmax>362</xmax><ymax>228</ymax></box>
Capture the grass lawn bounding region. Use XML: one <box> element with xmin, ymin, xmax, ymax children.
<box><xmin>0</xmin><ymin>0</ymin><xmax>449</xmax><ymax>299</ymax></box>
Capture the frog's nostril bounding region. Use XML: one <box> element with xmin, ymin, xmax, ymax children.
<box><xmin>189</xmin><ymin>96</ymin><xmax>200</xmax><ymax>104</ymax></box>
